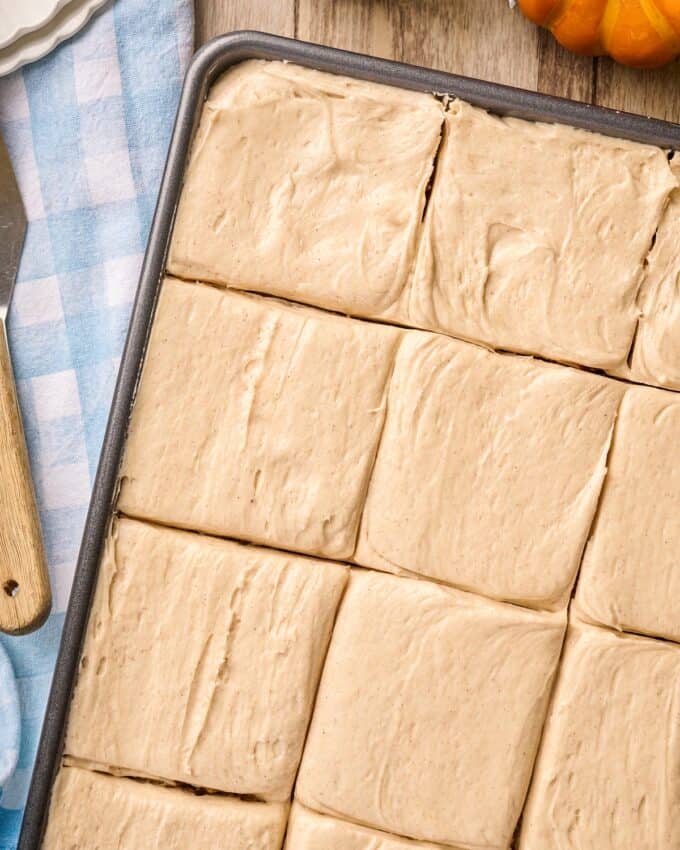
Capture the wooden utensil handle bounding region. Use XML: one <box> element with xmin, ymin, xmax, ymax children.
<box><xmin>0</xmin><ymin>322</ymin><xmax>50</xmax><ymax>634</ymax></box>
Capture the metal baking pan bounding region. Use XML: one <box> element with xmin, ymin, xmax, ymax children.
<box><xmin>17</xmin><ymin>30</ymin><xmax>680</xmax><ymax>850</ymax></box>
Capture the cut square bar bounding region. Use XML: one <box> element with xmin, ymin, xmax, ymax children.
<box><xmin>296</xmin><ymin>569</ymin><xmax>565</xmax><ymax>849</ymax></box>
<box><xmin>356</xmin><ymin>331</ymin><xmax>622</xmax><ymax>609</ymax></box>
<box><xmin>65</xmin><ymin>518</ymin><xmax>348</xmax><ymax>799</ymax></box>
<box><xmin>519</xmin><ymin>620</ymin><xmax>680</xmax><ymax>850</ymax></box>
<box><xmin>613</xmin><ymin>158</ymin><xmax>680</xmax><ymax>390</ymax></box>
<box><xmin>118</xmin><ymin>278</ymin><xmax>399</xmax><ymax>559</ymax></box>
<box><xmin>42</xmin><ymin>766</ymin><xmax>288</xmax><ymax>850</ymax></box>
<box><xmin>408</xmin><ymin>101</ymin><xmax>675</xmax><ymax>368</ymax></box>
<box><xmin>575</xmin><ymin>385</ymin><xmax>680</xmax><ymax>642</ymax></box>
<box><xmin>168</xmin><ymin>60</ymin><xmax>443</xmax><ymax>318</ymax></box>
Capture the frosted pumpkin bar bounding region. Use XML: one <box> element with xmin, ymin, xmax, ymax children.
<box><xmin>355</xmin><ymin>331</ymin><xmax>622</xmax><ymax>609</ymax></box>
<box><xmin>42</xmin><ymin>766</ymin><xmax>288</xmax><ymax>850</ymax></box>
<box><xmin>614</xmin><ymin>158</ymin><xmax>680</xmax><ymax>390</ymax></box>
<box><xmin>285</xmin><ymin>803</ymin><xmax>459</xmax><ymax>850</ymax></box>
<box><xmin>575</xmin><ymin>386</ymin><xmax>680</xmax><ymax>642</ymax></box>
<box><xmin>296</xmin><ymin>569</ymin><xmax>565</xmax><ymax>849</ymax></box>
<box><xmin>519</xmin><ymin>620</ymin><xmax>680</xmax><ymax>850</ymax></box>
<box><xmin>168</xmin><ymin>59</ymin><xmax>443</xmax><ymax>317</ymax></box>
<box><xmin>65</xmin><ymin>517</ymin><xmax>347</xmax><ymax>800</ymax></box>
<box><xmin>407</xmin><ymin>100</ymin><xmax>676</xmax><ymax>369</ymax></box>
<box><xmin>118</xmin><ymin>278</ymin><xmax>399</xmax><ymax>559</ymax></box>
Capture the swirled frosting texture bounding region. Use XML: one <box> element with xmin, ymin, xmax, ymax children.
<box><xmin>65</xmin><ymin>518</ymin><xmax>347</xmax><ymax>799</ymax></box>
<box><xmin>296</xmin><ymin>569</ymin><xmax>565</xmax><ymax>850</ymax></box>
<box><xmin>615</xmin><ymin>158</ymin><xmax>680</xmax><ymax>390</ymax></box>
<box><xmin>575</xmin><ymin>386</ymin><xmax>680</xmax><ymax>642</ymax></box>
<box><xmin>43</xmin><ymin>766</ymin><xmax>288</xmax><ymax>850</ymax></box>
<box><xmin>520</xmin><ymin>620</ymin><xmax>680</xmax><ymax>850</ymax></box>
<box><xmin>118</xmin><ymin>278</ymin><xmax>399</xmax><ymax>559</ymax></box>
<box><xmin>407</xmin><ymin>101</ymin><xmax>676</xmax><ymax>369</ymax></box>
<box><xmin>355</xmin><ymin>331</ymin><xmax>623</xmax><ymax>609</ymax></box>
<box><xmin>169</xmin><ymin>60</ymin><xmax>677</xmax><ymax>376</ymax></box>
<box><xmin>168</xmin><ymin>60</ymin><xmax>444</xmax><ymax>317</ymax></box>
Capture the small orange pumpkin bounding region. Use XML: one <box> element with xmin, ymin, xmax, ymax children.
<box><xmin>518</xmin><ymin>0</ymin><xmax>680</xmax><ymax>68</ymax></box>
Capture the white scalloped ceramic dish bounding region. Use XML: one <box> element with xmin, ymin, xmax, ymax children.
<box><xmin>0</xmin><ymin>0</ymin><xmax>71</xmax><ymax>50</ymax></box>
<box><xmin>0</xmin><ymin>0</ymin><xmax>110</xmax><ymax>77</ymax></box>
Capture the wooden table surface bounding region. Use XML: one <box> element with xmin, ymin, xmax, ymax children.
<box><xmin>195</xmin><ymin>0</ymin><xmax>680</xmax><ymax>123</ymax></box>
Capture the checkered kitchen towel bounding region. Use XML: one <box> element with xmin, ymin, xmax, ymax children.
<box><xmin>0</xmin><ymin>0</ymin><xmax>193</xmax><ymax>844</ymax></box>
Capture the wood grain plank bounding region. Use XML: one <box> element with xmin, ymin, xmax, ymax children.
<box><xmin>297</xmin><ymin>0</ymin><xmax>544</xmax><ymax>90</ymax></box>
<box><xmin>195</xmin><ymin>0</ymin><xmax>294</xmax><ymax>45</ymax></box>
<box><xmin>536</xmin><ymin>29</ymin><xmax>594</xmax><ymax>102</ymax></box>
<box><xmin>196</xmin><ymin>0</ymin><xmax>680</xmax><ymax>127</ymax></box>
<box><xmin>196</xmin><ymin>0</ymin><xmax>596</xmax><ymax>107</ymax></box>
<box><xmin>595</xmin><ymin>57</ymin><xmax>680</xmax><ymax>122</ymax></box>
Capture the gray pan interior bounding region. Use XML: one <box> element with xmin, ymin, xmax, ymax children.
<box><xmin>17</xmin><ymin>30</ymin><xmax>680</xmax><ymax>850</ymax></box>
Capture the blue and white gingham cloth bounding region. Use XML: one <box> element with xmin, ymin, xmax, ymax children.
<box><xmin>0</xmin><ymin>645</ymin><xmax>19</xmax><ymax>790</ymax></box>
<box><xmin>0</xmin><ymin>0</ymin><xmax>193</xmax><ymax>844</ymax></box>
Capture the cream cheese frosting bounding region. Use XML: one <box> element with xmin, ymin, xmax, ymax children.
<box><xmin>519</xmin><ymin>619</ymin><xmax>680</xmax><ymax>850</ymax></box>
<box><xmin>169</xmin><ymin>59</ymin><xmax>677</xmax><ymax>375</ymax></box>
<box><xmin>574</xmin><ymin>385</ymin><xmax>680</xmax><ymax>642</ymax></box>
<box><xmin>285</xmin><ymin>803</ymin><xmax>459</xmax><ymax>850</ymax></box>
<box><xmin>296</xmin><ymin>569</ymin><xmax>566</xmax><ymax>850</ymax></box>
<box><xmin>168</xmin><ymin>60</ymin><xmax>444</xmax><ymax>317</ymax></box>
<box><xmin>42</xmin><ymin>766</ymin><xmax>288</xmax><ymax>850</ymax></box>
<box><xmin>118</xmin><ymin>277</ymin><xmax>399</xmax><ymax>559</ymax></box>
<box><xmin>406</xmin><ymin>100</ymin><xmax>676</xmax><ymax>369</ymax></box>
<box><xmin>614</xmin><ymin>158</ymin><xmax>680</xmax><ymax>390</ymax></box>
<box><xmin>65</xmin><ymin>518</ymin><xmax>348</xmax><ymax>800</ymax></box>
<box><xmin>51</xmin><ymin>58</ymin><xmax>680</xmax><ymax>850</ymax></box>
<box><xmin>355</xmin><ymin>331</ymin><xmax>622</xmax><ymax>609</ymax></box>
